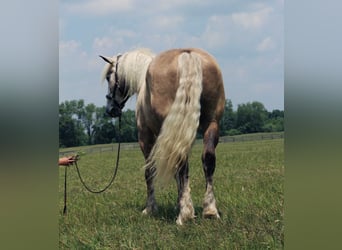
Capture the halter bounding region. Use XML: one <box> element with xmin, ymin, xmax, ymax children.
<box><xmin>106</xmin><ymin>54</ymin><xmax>130</xmax><ymax>112</ymax></box>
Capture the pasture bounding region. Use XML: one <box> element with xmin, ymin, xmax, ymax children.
<box><xmin>59</xmin><ymin>138</ymin><xmax>284</xmax><ymax>249</ymax></box>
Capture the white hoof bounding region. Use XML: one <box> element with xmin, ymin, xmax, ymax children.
<box><xmin>203</xmin><ymin>207</ymin><xmax>220</xmax><ymax>219</ymax></box>
<box><xmin>142</xmin><ymin>204</ymin><xmax>158</xmax><ymax>215</ymax></box>
<box><xmin>176</xmin><ymin>217</ymin><xmax>183</xmax><ymax>226</ymax></box>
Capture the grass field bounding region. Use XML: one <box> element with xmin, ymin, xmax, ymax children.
<box><xmin>59</xmin><ymin>138</ymin><xmax>284</xmax><ymax>249</ymax></box>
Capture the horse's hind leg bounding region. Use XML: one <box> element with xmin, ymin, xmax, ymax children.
<box><xmin>202</xmin><ymin>121</ymin><xmax>220</xmax><ymax>219</ymax></box>
<box><xmin>175</xmin><ymin>161</ymin><xmax>195</xmax><ymax>225</ymax></box>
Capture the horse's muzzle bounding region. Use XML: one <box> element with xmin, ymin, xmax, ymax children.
<box><xmin>106</xmin><ymin>106</ymin><xmax>122</xmax><ymax>118</ymax></box>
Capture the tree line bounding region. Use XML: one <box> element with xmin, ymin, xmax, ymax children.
<box><xmin>59</xmin><ymin>99</ymin><xmax>284</xmax><ymax>148</ymax></box>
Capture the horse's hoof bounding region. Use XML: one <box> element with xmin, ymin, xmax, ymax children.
<box><xmin>176</xmin><ymin>214</ymin><xmax>196</xmax><ymax>225</ymax></box>
<box><xmin>176</xmin><ymin>217</ymin><xmax>184</xmax><ymax>226</ymax></box>
<box><xmin>142</xmin><ymin>206</ymin><xmax>158</xmax><ymax>215</ymax></box>
<box><xmin>203</xmin><ymin>209</ymin><xmax>220</xmax><ymax>219</ymax></box>
<box><xmin>203</xmin><ymin>213</ymin><xmax>220</xmax><ymax>219</ymax></box>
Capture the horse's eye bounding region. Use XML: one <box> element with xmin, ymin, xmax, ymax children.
<box><xmin>106</xmin><ymin>94</ymin><xmax>112</xmax><ymax>100</ymax></box>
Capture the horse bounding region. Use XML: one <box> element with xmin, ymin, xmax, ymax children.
<box><xmin>100</xmin><ymin>48</ymin><xmax>225</xmax><ymax>225</ymax></box>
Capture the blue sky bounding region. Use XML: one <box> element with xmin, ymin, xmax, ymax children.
<box><xmin>59</xmin><ymin>0</ymin><xmax>283</xmax><ymax>111</ymax></box>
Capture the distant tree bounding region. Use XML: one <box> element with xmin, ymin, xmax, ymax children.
<box><xmin>77</xmin><ymin>102</ymin><xmax>96</xmax><ymax>145</ymax></box>
<box><xmin>59</xmin><ymin>100</ymin><xmax>91</xmax><ymax>147</ymax></box>
<box><xmin>219</xmin><ymin>99</ymin><xmax>236</xmax><ymax>136</ymax></box>
<box><xmin>59</xmin><ymin>110</ymin><xmax>87</xmax><ymax>147</ymax></box>
<box><xmin>236</xmin><ymin>101</ymin><xmax>268</xmax><ymax>133</ymax></box>
<box><xmin>92</xmin><ymin>107</ymin><xmax>117</xmax><ymax>144</ymax></box>
<box><xmin>113</xmin><ymin>109</ymin><xmax>138</xmax><ymax>142</ymax></box>
<box><xmin>59</xmin><ymin>98</ymin><xmax>283</xmax><ymax>148</ymax></box>
<box><xmin>268</xmin><ymin>109</ymin><xmax>284</xmax><ymax>119</ymax></box>
<box><xmin>263</xmin><ymin>109</ymin><xmax>284</xmax><ymax>132</ymax></box>
<box><xmin>59</xmin><ymin>100</ymin><xmax>78</xmax><ymax>116</ymax></box>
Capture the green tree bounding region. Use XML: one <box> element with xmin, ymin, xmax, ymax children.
<box><xmin>263</xmin><ymin>109</ymin><xmax>284</xmax><ymax>132</ymax></box>
<box><xmin>219</xmin><ymin>99</ymin><xmax>237</xmax><ymax>136</ymax></box>
<box><xmin>77</xmin><ymin>102</ymin><xmax>96</xmax><ymax>145</ymax></box>
<box><xmin>113</xmin><ymin>109</ymin><xmax>138</xmax><ymax>142</ymax></box>
<box><xmin>59</xmin><ymin>100</ymin><xmax>89</xmax><ymax>147</ymax></box>
<box><xmin>236</xmin><ymin>101</ymin><xmax>268</xmax><ymax>133</ymax></box>
<box><xmin>268</xmin><ymin>109</ymin><xmax>284</xmax><ymax>119</ymax></box>
<box><xmin>59</xmin><ymin>105</ymin><xmax>87</xmax><ymax>147</ymax></box>
<box><xmin>59</xmin><ymin>98</ymin><xmax>283</xmax><ymax>148</ymax></box>
<box><xmin>92</xmin><ymin>107</ymin><xmax>117</xmax><ymax>144</ymax></box>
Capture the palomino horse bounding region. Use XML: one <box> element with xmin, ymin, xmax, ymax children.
<box><xmin>100</xmin><ymin>48</ymin><xmax>225</xmax><ymax>225</ymax></box>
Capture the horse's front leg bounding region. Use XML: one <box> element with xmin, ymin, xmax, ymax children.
<box><xmin>142</xmin><ymin>167</ymin><xmax>158</xmax><ymax>215</ymax></box>
<box><xmin>175</xmin><ymin>161</ymin><xmax>195</xmax><ymax>225</ymax></box>
<box><xmin>202</xmin><ymin>121</ymin><xmax>220</xmax><ymax>219</ymax></box>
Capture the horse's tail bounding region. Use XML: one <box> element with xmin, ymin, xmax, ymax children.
<box><xmin>146</xmin><ymin>51</ymin><xmax>203</xmax><ymax>184</ymax></box>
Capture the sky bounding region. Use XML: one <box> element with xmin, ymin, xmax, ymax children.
<box><xmin>59</xmin><ymin>0</ymin><xmax>283</xmax><ymax>111</ymax></box>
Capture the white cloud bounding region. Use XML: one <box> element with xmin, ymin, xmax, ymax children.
<box><xmin>199</xmin><ymin>6</ymin><xmax>275</xmax><ymax>51</ymax></box>
<box><xmin>257</xmin><ymin>37</ymin><xmax>276</xmax><ymax>51</ymax></box>
<box><xmin>152</xmin><ymin>16</ymin><xmax>184</xmax><ymax>30</ymax></box>
<box><xmin>114</xmin><ymin>29</ymin><xmax>137</xmax><ymax>38</ymax></box>
<box><xmin>201</xmin><ymin>15</ymin><xmax>231</xmax><ymax>49</ymax></box>
<box><xmin>59</xmin><ymin>40</ymin><xmax>101</xmax><ymax>73</ymax></box>
<box><xmin>231</xmin><ymin>7</ymin><xmax>273</xmax><ymax>29</ymax></box>
<box><xmin>93</xmin><ymin>29</ymin><xmax>140</xmax><ymax>55</ymax></box>
<box><xmin>64</xmin><ymin>0</ymin><xmax>134</xmax><ymax>15</ymax></box>
<box><xmin>59</xmin><ymin>40</ymin><xmax>81</xmax><ymax>57</ymax></box>
<box><xmin>153</xmin><ymin>0</ymin><xmax>207</xmax><ymax>11</ymax></box>
<box><xmin>93</xmin><ymin>37</ymin><xmax>115</xmax><ymax>51</ymax></box>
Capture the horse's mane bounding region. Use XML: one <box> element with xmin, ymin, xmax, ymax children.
<box><xmin>100</xmin><ymin>48</ymin><xmax>155</xmax><ymax>97</ymax></box>
<box><xmin>101</xmin><ymin>62</ymin><xmax>112</xmax><ymax>84</ymax></box>
<box><xmin>118</xmin><ymin>48</ymin><xmax>155</xmax><ymax>96</ymax></box>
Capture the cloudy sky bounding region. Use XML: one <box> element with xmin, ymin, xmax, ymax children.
<box><xmin>59</xmin><ymin>0</ymin><xmax>283</xmax><ymax>111</ymax></box>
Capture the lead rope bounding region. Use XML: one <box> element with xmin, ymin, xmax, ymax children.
<box><xmin>63</xmin><ymin>116</ymin><xmax>122</xmax><ymax>215</ymax></box>
<box><xmin>63</xmin><ymin>166</ymin><xmax>68</xmax><ymax>215</ymax></box>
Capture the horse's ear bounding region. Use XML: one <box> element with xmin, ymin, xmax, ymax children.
<box><xmin>99</xmin><ymin>55</ymin><xmax>114</xmax><ymax>64</ymax></box>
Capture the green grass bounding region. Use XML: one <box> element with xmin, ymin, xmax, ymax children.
<box><xmin>59</xmin><ymin>139</ymin><xmax>284</xmax><ymax>249</ymax></box>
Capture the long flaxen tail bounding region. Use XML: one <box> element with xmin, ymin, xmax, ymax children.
<box><xmin>146</xmin><ymin>51</ymin><xmax>203</xmax><ymax>184</ymax></box>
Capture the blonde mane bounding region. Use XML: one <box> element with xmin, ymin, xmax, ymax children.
<box><xmin>101</xmin><ymin>62</ymin><xmax>112</xmax><ymax>84</ymax></box>
<box><xmin>101</xmin><ymin>48</ymin><xmax>155</xmax><ymax>98</ymax></box>
<box><xmin>120</xmin><ymin>49</ymin><xmax>155</xmax><ymax>96</ymax></box>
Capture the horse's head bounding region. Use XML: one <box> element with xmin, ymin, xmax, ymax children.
<box><xmin>100</xmin><ymin>54</ymin><xmax>129</xmax><ymax>118</ymax></box>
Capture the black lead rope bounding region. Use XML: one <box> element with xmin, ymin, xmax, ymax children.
<box><xmin>63</xmin><ymin>116</ymin><xmax>122</xmax><ymax>215</ymax></box>
<box><xmin>63</xmin><ymin>166</ymin><xmax>68</xmax><ymax>215</ymax></box>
